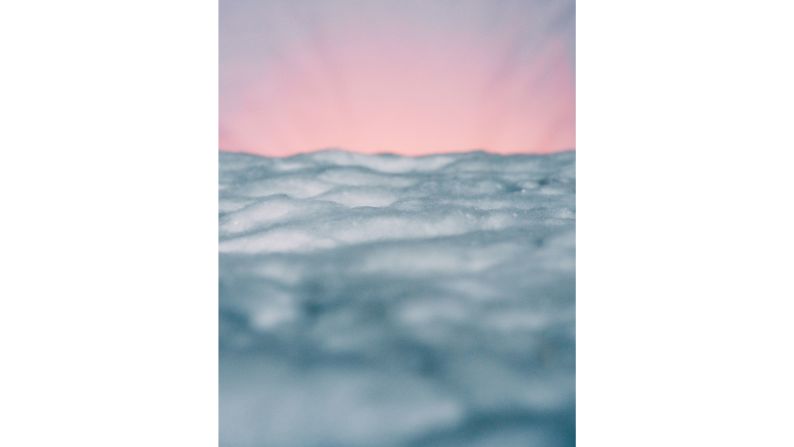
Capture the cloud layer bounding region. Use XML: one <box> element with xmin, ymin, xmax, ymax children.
<box><xmin>220</xmin><ymin>150</ymin><xmax>576</xmax><ymax>446</ymax></box>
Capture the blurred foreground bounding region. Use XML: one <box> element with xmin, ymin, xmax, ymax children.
<box><xmin>219</xmin><ymin>150</ymin><xmax>575</xmax><ymax>447</ymax></box>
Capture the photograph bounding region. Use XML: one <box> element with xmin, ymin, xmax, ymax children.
<box><xmin>4</xmin><ymin>1</ymin><xmax>793</xmax><ymax>447</ymax></box>
<box><xmin>219</xmin><ymin>1</ymin><xmax>575</xmax><ymax>446</ymax></box>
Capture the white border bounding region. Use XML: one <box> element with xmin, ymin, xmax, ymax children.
<box><xmin>0</xmin><ymin>1</ymin><xmax>218</xmax><ymax>446</ymax></box>
<box><xmin>578</xmin><ymin>0</ymin><xmax>794</xmax><ymax>445</ymax></box>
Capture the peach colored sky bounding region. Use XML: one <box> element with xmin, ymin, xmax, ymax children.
<box><xmin>220</xmin><ymin>0</ymin><xmax>574</xmax><ymax>156</ymax></box>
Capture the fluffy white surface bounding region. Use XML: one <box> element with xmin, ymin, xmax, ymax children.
<box><xmin>220</xmin><ymin>150</ymin><xmax>575</xmax><ymax>447</ymax></box>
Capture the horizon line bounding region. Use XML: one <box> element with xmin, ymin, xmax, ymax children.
<box><xmin>219</xmin><ymin>147</ymin><xmax>576</xmax><ymax>159</ymax></box>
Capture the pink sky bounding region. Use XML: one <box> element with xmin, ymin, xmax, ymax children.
<box><xmin>220</xmin><ymin>0</ymin><xmax>575</xmax><ymax>156</ymax></box>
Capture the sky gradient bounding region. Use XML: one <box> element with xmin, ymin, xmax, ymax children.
<box><xmin>220</xmin><ymin>0</ymin><xmax>575</xmax><ymax>156</ymax></box>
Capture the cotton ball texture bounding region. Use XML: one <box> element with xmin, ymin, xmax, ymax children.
<box><xmin>220</xmin><ymin>150</ymin><xmax>575</xmax><ymax>447</ymax></box>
